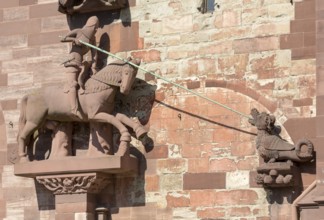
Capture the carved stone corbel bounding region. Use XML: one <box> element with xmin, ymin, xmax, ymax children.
<box><xmin>36</xmin><ymin>172</ymin><xmax>111</xmax><ymax>195</ymax></box>
<box><xmin>249</xmin><ymin>108</ymin><xmax>315</xmax><ymax>188</ymax></box>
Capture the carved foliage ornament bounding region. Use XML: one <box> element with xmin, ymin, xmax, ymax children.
<box><xmin>36</xmin><ymin>173</ymin><xmax>111</xmax><ymax>195</ymax></box>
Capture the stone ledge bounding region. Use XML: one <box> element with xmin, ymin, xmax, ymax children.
<box><xmin>14</xmin><ymin>155</ymin><xmax>138</xmax><ymax>177</ymax></box>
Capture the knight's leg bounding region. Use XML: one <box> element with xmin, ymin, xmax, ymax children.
<box><xmin>18</xmin><ymin>121</ymin><xmax>39</xmax><ymax>162</ymax></box>
<box><xmin>66</xmin><ymin>69</ymin><xmax>79</xmax><ymax>114</ymax></box>
<box><xmin>115</xmin><ymin>113</ymin><xmax>147</xmax><ymax>139</ymax></box>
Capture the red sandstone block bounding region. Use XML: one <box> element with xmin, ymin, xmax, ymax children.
<box><xmin>56</xmin><ymin>202</ymin><xmax>91</xmax><ymax>213</ymax></box>
<box><xmin>233</xmin><ymin>36</ymin><xmax>279</xmax><ymax>54</ymax></box>
<box><xmin>280</xmin><ymin>33</ymin><xmax>304</xmax><ymax>49</ymax></box>
<box><xmin>28</xmin><ymin>30</ymin><xmax>68</xmax><ymax>46</ymax></box>
<box><xmin>13</xmin><ymin>47</ymin><xmax>40</xmax><ymax>59</ymax></box>
<box><xmin>304</xmin><ymin>32</ymin><xmax>315</xmax><ymax>47</ymax></box>
<box><xmin>199</xmin><ymin>41</ymin><xmax>232</xmax><ymax>55</ymax></box>
<box><xmin>237</xmin><ymin>157</ymin><xmax>259</xmax><ymax>170</ymax></box>
<box><xmin>189</xmin><ymin>129</ymin><xmax>214</xmax><ymax>144</ymax></box>
<box><xmin>250</xmin><ymin>54</ymin><xmax>275</xmax><ymax>72</ymax></box>
<box><xmin>0</xmin><ymin>1</ymin><xmax>19</xmax><ymax>8</ymax></box>
<box><xmin>229</xmin><ymin>207</ymin><xmax>251</xmax><ymax>217</ymax></box>
<box><xmin>210</xmin><ymin>158</ymin><xmax>237</xmax><ymax>172</ymax></box>
<box><xmin>197</xmin><ymin>207</ymin><xmax>225</xmax><ymax>219</ymax></box>
<box><xmin>0</xmin><ymin>19</ymin><xmax>41</xmax><ymax>36</ymax></box>
<box><xmin>29</xmin><ymin>3</ymin><xmax>60</xmax><ymax>18</ymax></box>
<box><xmin>218</xmin><ymin>54</ymin><xmax>249</xmax><ymax>75</ymax></box>
<box><xmin>145</xmin><ymin>175</ymin><xmax>159</xmax><ymax>191</ymax></box>
<box><xmin>157</xmin><ymin>158</ymin><xmax>186</xmax><ymax>174</ymax></box>
<box><xmin>188</xmin><ymin>158</ymin><xmax>209</xmax><ymax>173</ymax></box>
<box><xmin>166</xmin><ymin>192</ymin><xmax>190</xmax><ymax>208</ymax></box>
<box><xmin>0</xmin><ymin>99</ymin><xmax>17</xmax><ymax>111</ymax></box>
<box><xmin>257</xmin><ymin>96</ymin><xmax>277</xmax><ymax>112</ymax></box>
<box><xmin>99</xmin><ymin>22</ymin><xmax>139</xmax><ymax>53</ymax></box>
<box><xmin>231</xmin><ymin>141</ymin><xmax>256</xmax><ymax>157</ymax></box>
<box><xmin>190</xmin><ymin>190</ymin><xmax>215</xmax><ymax>207</ymax></box>
<box><xmin>205</xmin><ymin>79</ymin><xmax>227</xmax><ymax>88</ymax></box>
<box><xmin>160</xmin><ymin>118</ymin><xmax>181</xmax><ymax>131</ymax></box>
<box><xmin>183</xmin><ymin>172</ymin><xmax>226</xmax><ymax>190</ymax></box>
<box><xmin>145</xmin><ymin>72</ymin><xmax>156</xmax><ymax>81</ymax></box>
<box><xmin>137</xmin><ymin>37</ymin><xmax>144</xmax><ymax>50</ymax></box>
<box><xmin>213</xmin><ymin>128</ymin><xmax>238</xmax><ymax>144</ymax></box>
<box><xmin>19</xmin><ymin>0</ymin><xmax>36</xmax><ymax>6</ymax></box>
<box><xmin>145</xmin><ymin>145</ymin><xmax>168</xmax><ymax>159</ymax></box>
<box><xmin>291</xmin><ymin>19</ymin><xmax>315</xmax><ymax>33</ymax></box>
<box><xmin>186</xmin><ymin>81</ymin><xmax>200</xmax><ymax>90</ymax></box>
<box><xmin>256</xmin><ymin>217</ymin><xmax>271</xmax><ymax>220</ymax></box>
<box><xmin>55</xmin><ymin>213</ymin><xmax>75</xmax><ymax>220</ymax></box>
<box><xmin>295</xmin><ymin>0</ymin><xmax>315</xmax><ymax>20</ymax></box>
<box><xmin>182</xmin><ymin>145</ymin><xmax>201</xmax><ymax>158</ymax></box>
<box><xmin>293</xmin><ymin>98</ymin><xmax>313</xmax><ymax>107</ymax></box>
<box><xmin>166</xmin><ymin>130</ymin><xmax>185</xmax><ymax>145</ymax></box>
<box><xmin>292</xmin><ymin>46</ymin><xmax>316</xmax><ymax>60</ymax></box>
<box><xmin>131</xmin><ymin>50</ymin><xmax>161</xmax><ymax>63</ymax></box>
<box><xmin>0</xmin><ymin>74</ymin><xmax>8</xmax><ymax>86</ymax></box>
<box><xmin>214</xmin><ymin>189</ymin><xmax>258</xmax><ymax>205</ymax></box>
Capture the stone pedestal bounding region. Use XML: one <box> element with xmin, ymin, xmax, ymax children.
<box><xmin>256</xmin><ymin>162</ymin><xmax>299</xmax><ymax>187</ymax></box>
<box><xmin>14</xmin><ymin>156</ymin><xmax>138</xmax><ymax>220</ymax></box>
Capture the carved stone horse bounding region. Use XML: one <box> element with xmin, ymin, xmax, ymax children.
<box><xmin>249</xmin><ymin>108</ymin><xmax>314</xmax><ymax>163</ymax></box>
<box><xmin>17</xmin><ymin>58</ymin><xmax>146</xmax><ymax>162</ymax></box>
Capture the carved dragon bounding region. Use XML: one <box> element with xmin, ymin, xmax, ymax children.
<box><xmin>249</xmin><ymin>108</ymin><xmax>314</xmax><ymax>163</ymax></box>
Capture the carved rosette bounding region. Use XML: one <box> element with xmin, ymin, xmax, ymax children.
<box><xmin>36</xmin><ymin>173</ymin><xmax>111</xmax><ymax>195</ymax></box>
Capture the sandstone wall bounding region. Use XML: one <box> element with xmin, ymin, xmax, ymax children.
<box><xmin>0</xmin><ymin>0</ymin><xmax>317</xmax><ymax>219</ymax></box>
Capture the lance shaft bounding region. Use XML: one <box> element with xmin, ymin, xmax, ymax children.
<box><xmin>79</xmin><ymin>40</ymin><xmax>251</xmax><ymax>119</ymax></box>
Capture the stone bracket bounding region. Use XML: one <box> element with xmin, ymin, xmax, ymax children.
<box><xmin>14</xmin><ymin>155</ymin><xmax>138</xmax><ymax>178</ymax></box>
<box><xmin>36</xmin><ymin>172</ymin><xmax>111</xmax><ymax>195</ymax></box>
<box><xmin>256</xmin><ymin>162</ymin><xmax>299</xmax><ymax>188</ymax></box>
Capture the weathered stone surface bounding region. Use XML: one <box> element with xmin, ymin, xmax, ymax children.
<box><xmin>0</xmin><ymin>0</ymin><xmax>318</xmax><ymax>219</ymax></box>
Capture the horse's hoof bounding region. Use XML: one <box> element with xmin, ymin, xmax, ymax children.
<box><xmin>135</xmin><ymin>126</ymin><xmax>148</xmax><ymax>139</ymax></box>
<box><xmin>139</xmin><ymin>135</ymin><xmax>154</xmax><ymax>152</ymax></box>
<box><xmin>19</xmin><ymin>156</ymin><xmax>30</xmax><ymax>163</ymax></box>
<box><xmin>115</xmin><ymin>142</ymin><xmax>129</xmax><ymax>156</ymax></box>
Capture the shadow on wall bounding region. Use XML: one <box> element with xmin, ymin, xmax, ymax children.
<box><xmin>98</xmin><ymin>79</ymin><xmax>156</xmax><ymax>215</ymax></box>
<box><xmin>155</xmin><ymin>100</ymin><xmax>257</xmax><ymax>137</ymax></box>
<box><xmin>265</xmin><ymin>155</ymin><xmax>316</xmax><ymax>205</ymax></box>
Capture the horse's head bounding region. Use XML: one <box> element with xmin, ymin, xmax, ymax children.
<box><xmin>120</xmin><ymin>57</ymin><xmax>141</xmax><ymax>95</ymax></box>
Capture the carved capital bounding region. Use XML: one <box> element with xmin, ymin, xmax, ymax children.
<box><xmin>36</xmin><ymin>173</ymin><xmax>111</xmax><ymax>195</ymax></box>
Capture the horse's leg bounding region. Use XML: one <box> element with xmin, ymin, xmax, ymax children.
<box><xmin>115</xmin><ymin>113</ymin><xmax>147</xmax><ymax>139</ymax></box>
<box><xmin>90</xmin><ymin>113</ymin><xmax>131</xmax><ymax>156</ymax></box>
<box><xmin>18</xmin><ymin>121</ymin><xmax>39</xmax><ymax>162</ymax></box>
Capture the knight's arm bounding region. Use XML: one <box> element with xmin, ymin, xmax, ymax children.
<box><xmin>60</xmin><ymin>29</ymin><xmax>81</xmax><ymax>42</ymax></box>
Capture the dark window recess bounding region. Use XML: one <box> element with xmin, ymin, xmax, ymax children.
<box><xmin>198</xmin><ymin>0</ymin><xmax>216</xmax><ymax>14</ymax></box>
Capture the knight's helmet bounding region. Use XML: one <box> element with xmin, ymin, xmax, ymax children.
<box><xmin>85</xmin><ymin>16</ymin><xmax>99</xmax><ymax>29</ymax></box>
<box><xmin>80</xmin><ymin>16</ymin><xmax>99</xmax><ymax>43</ymax></box>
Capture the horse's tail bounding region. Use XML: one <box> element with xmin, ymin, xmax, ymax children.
<box><xmin>17</xmin><ymin>95</ymin><xmax>28</xmax><ymax>140</ymax></box>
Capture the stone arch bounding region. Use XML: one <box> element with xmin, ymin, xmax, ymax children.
<box><xmin>204</xmin><ymin>79</ymin><xmax>278</xmax><ymax>113</ymax></box>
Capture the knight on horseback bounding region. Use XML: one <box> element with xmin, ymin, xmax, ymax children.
<box><xmin>61</xmin><ymin>16</ymin><xmax>99</xmax><ymax>116</ymax></box>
